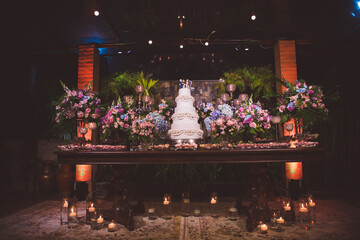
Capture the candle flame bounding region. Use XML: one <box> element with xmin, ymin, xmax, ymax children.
<box><xmin>91</xmin><ymin>203</ymin><xmax>94</xmax><ymax>207</ymax></box>
<box><xmin>71</xmin><ymin>207</ymin><xmax>74</xmax><ymax>213</ymax></box>
<box><xmin>286</xmin><ymin>203</ymin><xmax>290</xmax><ymax>207</ymax></box>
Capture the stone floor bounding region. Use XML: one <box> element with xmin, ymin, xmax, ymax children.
<box><xmin>0</xmin><ymin>196</ymin><xmax>360</xmax><ymax>240</ymax></box>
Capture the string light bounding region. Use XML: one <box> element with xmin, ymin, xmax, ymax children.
<box><xmin>148</xmin><ymin>40</ymin><xmax>153</xmax><ymax>45</ymax></box>
<box><xmin>94</xmin><ymin>10</ymin><xmax>100</xmax><ymax>16</ymax></box>
<box><xmin>205</xmin><ymin>41</ymin><xmax>209</xmax><ymax>46</ymax></box>
<box><xmin>180</xmin><ymin>44</ymin><xmax>184</xmax><ymax>49</ymax></box>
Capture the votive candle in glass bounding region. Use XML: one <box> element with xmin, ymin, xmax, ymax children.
<box><xmin>298</xmin><ymin>200</ymin><xmax>310</xmax><ymax>229</ymax></box>
<box><xmin>163</xmin><ymin>194</ymin><xmax>172</xmax><ymax>220</ymax></box>
<box><xmin>86</xmin><ymin>200</ymin><xmax>96</xmax><ymax>224</ymax></box>
<box><xmin>308</xmin><ymin>198</ymin><xmax>316</xmax><ymax>224</ymax></box>
<box><xmin>60</xmin><ymin>198</ymin><xmax>69</xmax><ymax>225</ymax></box>
<box><xmin>210</xmin><ymin>192</ymin><xmax>219</xmax><ymax>218</ymax></box>
<box><xmin>108</xmin><ymin>220</ymin><xmax>117</xmax><ymax>232</ymax></box>
<box><xmin>68</xmin><ymin>205</ymin><xmax>78</xmax><ymax>229</ymax></box>
<box><xmin>228</xmin><ymin>208</ymin><xmax>238</xmax><ymax>221</ymax></box>
<box><xmin>148</xmin><ymin>208</ymin><xmax>157</xmax><ymax>220</ymax></box>
<box><xmin>181</xmin><ymin>192</ymin><xmax>191</xmax><ymax>217</ymax></box>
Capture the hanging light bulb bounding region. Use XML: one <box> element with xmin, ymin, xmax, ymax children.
<box><xmin>148</xmin><ymin>40</ymin><xmax>153</xmax><ymax>45</ymax></box>
<box><xmin>180</xmin><ymin>44</ymin><xmax>184</xmax><ymax>49</ymax></box>
<box><xmin>205</xmin><ymin>41</ymin><xmax>209</xmax><ymax>46</ymax></box>
<box><xmin>251</xmin><ymin>13</ymin><xmax>256</xmax><ymax>20</ymax></box>
<box><xmin>94</xmin><ymin>10</ymin><xmax>100</xmax><ymax>16</ymax></box>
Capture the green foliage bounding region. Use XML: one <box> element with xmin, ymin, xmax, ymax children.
<box><xmin>216</xmin><ymin>65</ymin><xmax>276</xmax><ymax>100</ymax></box>
<box><xmin>100</xmin><ymin>72</ymin><xmax>138</xmax><ymax>104</ymax></box>
<box><xmin>135</xmin><ymin>72</ymin><xmax>158</xmax><ymax>96</ymax></box>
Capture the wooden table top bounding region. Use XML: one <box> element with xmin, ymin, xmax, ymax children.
<box><xmin>56</xmin><ymin>147</ymin><xmax>324</xmax><ymax>165</ymax></box>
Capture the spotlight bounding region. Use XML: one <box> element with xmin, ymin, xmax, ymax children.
<box><xmin>357</xmin><ymin>1</ymin><xmax>360</xmax><ymax>8</ymax></box>
<box><xmin>148</xmin><ymin>40</ymin><xmax>153</xmax><ymax>45</ymax></box>
<box><xmin>205</xmin><ymin>41</ymin><xmax>209</xmax><ymax>46</ymax></box>
<box><xmin>244</xmin><ymin>47</ymin><xmax>249</xmax><ymax>51</ymax></box>
<box><xmin>118</xmin><ymin>51</ymin><xmax>123</xmax><ymax>54</ymax></box>
<box><xmin>235</xmin><ymin>47</ymin><xmax>239</xmax><ymax>51</ymax></box>
<box><xmin>127</xmin><ymin>50</ymin><xmax>131</xmax><ymax>54</ymax></box>
<box><xmin>251</xmin><ymin>14</ymin><xmax>256</xmax><ymax>20</ymax></box>
<box><xmin>94</xmin><ymin>10</ymin><xmax>100</xmax><ymax>16</ymax></box>
<box><xmin>180</xmin><ymin>44</ymin><xmax>184</xmax><ymax>49</ymax></box>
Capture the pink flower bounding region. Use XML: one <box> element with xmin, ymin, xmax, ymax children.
<box><xmin>85</xmin><ymin>108</ymin><xmax>91</xmax><ymax>113</ymax></box>
<box><xmin>249</xmin><ymin>122</ymin><xmax>256</xmax><ymax>128</ymax></box>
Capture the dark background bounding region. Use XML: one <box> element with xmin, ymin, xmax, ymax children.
<box><xmin>1</xmin><ymin>0</ymin><xmax>360</xmax><ymax>199</ymax></box>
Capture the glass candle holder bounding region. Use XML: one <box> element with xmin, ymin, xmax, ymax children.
<box><xmin>108</xmin><ymin>220</ymin><xmax>117</xmax><ymax>232</ymax></box>
<box><xmin>282</xmin><ymin>197</ymin><xmax>295</xmax><ymax>223</ymax></box>
<box><xmin>220</xmin><ymin>93</ymin><xmax>230</xmax><ymax>103</ymax></box>
<box><xmin>181</xmin><ymin>192</ymin><xmax>191</xmax><ymax>217</ymax></box>
<box><xmin>308</xmin><ymin>198</ymin><xmax>316</xmax><ymax>224</ymax></box>
<box><xmin>257</xmin><ymin>221</ymin><xmax>268</xmax><ymax>234</ymax></box>
<box><xmin>163</xmin><ymin>194</ymin><xmax>172</xmax><ymax>220</ymax></box>
<box><xmin>210</xmin><ymin>192</ymin><xmax>219</xmax><ymax>218</ymax></box>
<box><xmin>86</xmin><ymin>199</ymin><xmax>96</xmax><ymax>224</ymax></box>
<box><xmin>228</xmin><ymin>208</ymin><xmax>238</xmax><ymax>221</ymax></box>
<box><xmin>270</xmin><ymin>208</ymin><xmax>279</xmax><ymax>224</ymax></box>
<box><xmin>148</xmin><ymin>208</ymin><xmax>157</xmax><ymax>220</ymax></box>
<box><xmin>298</xmin><ymin>200</ymin><xmax>310</xmax><ymax>229</ymax></box>
<box><xmin>60</xmin><ymin>198</ymin><xmax>69</xmax><ymax>225</ymax></box>
<box><xmin>193</xmin><ymin>209</ymin><xmax>201</xmax><ymax>217</ymax></box>
<box><xmin>68</xmin><ymin>204</ymin><xmax>78</xmax><ymax>229</ymax></box>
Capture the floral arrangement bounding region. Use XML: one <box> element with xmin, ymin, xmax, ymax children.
<box><xmin>277</xmin><ymin>80</ymin><xmax>328</xmax><ymax>131</ymax></box>
<box><xmin>210</xmin><ymin>116</ymin><xmax>240</xmax><ymax>143</ymax></box>
<box><xmin>235</xmin><ymin>97</ymin><xmax>272</xmax><ymax>141</ymax></box>
<box><xmin>156</xmin><ymin>99</ymin><xmax>173</xmax><ymax>122</ymax></box>
<box><xmin>54</xmin><ymin>81</ymin><xmax>102</xmax><ymax>124</ymax></box>
<box><xmin>130</xmin><ymin>116</ymin><xmax>156</xmax><ymax>144</ymax></box>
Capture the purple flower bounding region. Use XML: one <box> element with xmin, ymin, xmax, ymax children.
<box><xmin>244</xmin><ymin>115</ymin><xmax>253</xmax><ymax>124</ymax></box>
<box><xmin>287</xmin><ymin>102</ymin><xmax>295</xmax><ymax>112</ymax></box>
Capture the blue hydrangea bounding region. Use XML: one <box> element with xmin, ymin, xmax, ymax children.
<box><xmin>204</xmin><ymin>117</ymin><xmax>212</xmax><ymax>131</ymax></box>
<box><xmin>148</xmin><ymin>112</ymin><xmax>168</xmax><ymax>132</ymax></box>
<box><xmin>218</xmin><ymin>104</ymin><xmax>233</xmax><ymax>118</ymax></box>
<box><xmin>210</xmin><ymin>110</ymin><xmax>221</xmax><ymax>120</ymax></box>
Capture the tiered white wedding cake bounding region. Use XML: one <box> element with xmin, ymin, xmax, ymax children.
<box><xmin>168</xmin><ymin>80</ymin><xmax>203</xmax><ymax>141</ymax></box>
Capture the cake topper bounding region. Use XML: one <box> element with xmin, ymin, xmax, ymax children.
<box><xmin>179</xmin><ymin>79</ymin><xmax>193</xmax><ymax>90</ymax></box>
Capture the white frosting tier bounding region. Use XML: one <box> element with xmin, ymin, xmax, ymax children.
<box><xmin>168</xmin><ymin>129</ymin><xmax>204</xmax><ymax>140</ymax></box>
<box><xmin>178</xmin><ymin>88</ymin><xmax>191</xmax><ymax>96</ymax></box>
<box><xmin>168</xmin><ymin>87</ymin><xmax>203</xmax><ymax>140</ymax></box>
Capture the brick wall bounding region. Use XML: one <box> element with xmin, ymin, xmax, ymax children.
<box><xmin>274</xmin><ymin>40</ymin><xmax>298</xmax><ymax>93</ymax></box>
<box><xmin>77</xmin><ymin>44</ymin><xmax>99</xmax><ymax>91</ymax></box>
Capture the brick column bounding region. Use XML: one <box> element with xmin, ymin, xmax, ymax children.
<box><xmin>76</xmin><ymin>44</ymin><xmax>100</xmax><ymax>190</ymax></box>
<box><xmin>274</xmin><ymin>40</ymin><xmax>303</xmax><ymax>182</ymax></box>
<box><xmin>78</xmin><ymin>43</ymin><xmax>99</xmax><ymax>91</ymax></box>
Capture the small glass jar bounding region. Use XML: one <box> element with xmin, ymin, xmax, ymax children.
<box><xmin>108</xmin><ymin>220</ymin><xmax>117</xmax><ymax>232</ymax></box>
<box><xmin>68</xmin><ymin>204</ymin><xmax>78</xmax><ymax>229</ymax></box>
<box><xmin>60</xmin><ymin>198</ymin><xmax>69</xmax><ymax>225</ymax></box>
<box><xmin>257</xmin><ymin>221</ymin><xmax>268</xmax><ymax>234</ymax></box>
<box><xmin>228</xmin><ymin>208</ymin><xmax>238</xmax><ymax>221</ymax></box>
<box><xmin>181</xmin><ymin>192</ymin><xmax>191</xmax><ymax>217</ymax></box>
<box><xmin>86</xmin><ymin>199</ymin><xmax>96</xmax><ymax>224</ymax></box>
<box><xmin>163</xmin><ymin>193</ymin><xmax>172</xmax><ymax>220</ymax></box>
<box><xmin>193</xmin><ymin>209</ymin><xmax>201</xmax><ymax>217</ymax></box>
<box><xmin>148</xmin><ymin>208</ymin><xmax>157</xmax><ymax>220</ymax></box>
<box><xmin>298</xmin><ymin>199</ymin><xmax>310</xmax><ymax>229</ymax></box>
<box><xmin>308</xmin><ymin>197</ymin><xmax>316</xmax><ymax>224</ymax></box>
<box><xmin>210</xmin><ymin>192</ymin><xmax>219</xmax><ymax>218</ymax></box>
<box><xmin>270</xmin><ymin>208</ymin><xmax>279</xmax><ymax>224</ymax></box>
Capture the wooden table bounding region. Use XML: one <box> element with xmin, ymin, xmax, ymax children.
<box><xmin>57</xmin><ymin>148</ymin><xmax>324</xmax><ymax>165</ymax></box>
<box><xmin>56</xmin><ymin>147</ymin><xmax>324</xmax><ymax>231</ymax></box>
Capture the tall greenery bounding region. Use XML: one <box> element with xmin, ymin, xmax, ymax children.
<box><xmin>216</xmin><ymin>65</ymin><xmax>276</xmax><ymax>100</ymax></box>
<box><xmin>100</xmin><ymin>71</ymin><xmax>159</xmax><ymax>104</ymax></box>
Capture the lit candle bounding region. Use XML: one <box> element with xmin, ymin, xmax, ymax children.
<box><xmin>97</xmin><ymin>215</ymin><xmax>104</xmax><ymax>223</ymax></box>
<box><xmin>299</xmin><ymin>204</ymin><xmax>309</xmax><ymax>212</ymax></box>
<box><xmin>163</xmin><ymin>197</ymin><xmax>170</xmax><ymax>205</ymax></box>
<box><xmin>276</xmin><ymin>217</ymin><xmax>285</xmax><ymax>224</ymax></box>
<box><xmin>89</xmin><ymin>203</ymin><xmax>95</xmax><ymax>213</ymax></box>
<box><xmin>260</xmin><ymin>224</ymin><xmax>268</xmax><ymax>231</ymax></box>
<box><xmin>63</xmin><ymin>200</ymin><xmax>68</xmax><ymax>208</ymax></box>
<box><xmin>283</xmin><ymin>203</ymin><xmax>291</xmax><ymax>211</ymax></box>
<box><xmin>108</xmin><ymin>221</ymin><xmax>116</xmax><ymax>229</ymax></box>
<box><xmin>69</xmin><ymin>207</ymin><xmax>76</xmax><ymax>217</ymax></box>
<box><xmin>210</xmin><ymin>198</ymin><xmax>217</xmax><ymax>204</ymax></box>
<box><xmin>309</xmin><ymin>199</ymin><xmax>316</xmax><ymax>207</ymax></box>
